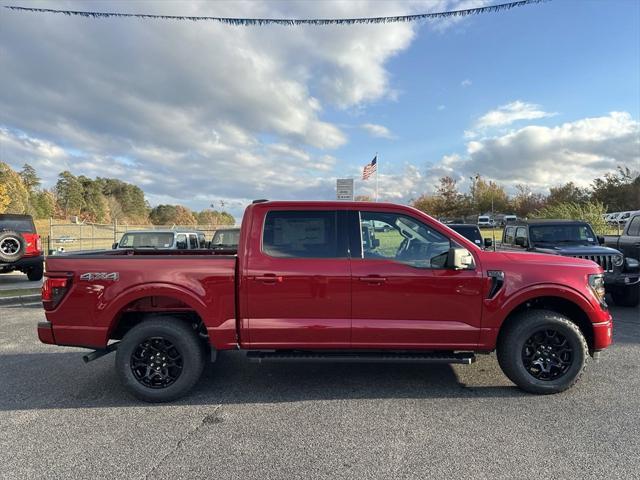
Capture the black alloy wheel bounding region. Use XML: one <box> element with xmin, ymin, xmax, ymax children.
<box><xmin>130</xmin><ymin>337</ymin><xmax>184</xmax><ymax>388</ymax></box>
<box><xmin>521</xmin><ymin>329</ymin><xmax>573</xmax><ymax>381</ymax></box>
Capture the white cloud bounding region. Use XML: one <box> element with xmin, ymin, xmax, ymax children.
<box><xmin>0</xmin><ymin>0</ymin><xmax>474</xmax><ymax>212</ymax></box>
<box><xmin>461</xmin><ymin>79</ymin><xmax>472</xmax><ymax>87</ymax></box>
<box><xmin>360</xmin><ymin>123</ymin><xmax>396</xmax><ymax>139</ymax></box>
<box><xmin>427</xmin><ymin>112</ymin><xmax>640</xmax><ymax>192</ymax></box>
<box><xmin>466</xmin><ymin>101</ymin><xmax>557</xmax><ymax>138</ymax></box>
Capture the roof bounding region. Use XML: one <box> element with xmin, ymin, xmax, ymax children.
<box><xmin>120</xmin><ymin>229</ymin><xmax>205</xmax><ymax>234</ymax></box>
<box><xmin>513</xmin><ymin>219</ymin><xmax>590</xmax><ymax>226</ymax></box>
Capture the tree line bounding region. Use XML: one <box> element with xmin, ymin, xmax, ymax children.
<box><xmin>0</xmin><ymin>162</ymin><xmax>235</xmax><ymax>226</ymax></box>
<box><xmin>411</xmin><ymin>166</ymin><xmax>639</xmax><ymax>230</ymax></box>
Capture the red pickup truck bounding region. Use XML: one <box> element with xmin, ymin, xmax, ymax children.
<box><xmin>38</xmin><ymin>201</ymin><xmax>613</xmax><ymax>402</ymax></box>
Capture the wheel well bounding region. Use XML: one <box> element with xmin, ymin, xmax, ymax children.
<box><xmin>499</xmin><ymin>296</ymin><xmax>594</xmax><ymax>352</ymax></box>
<box><xmin>110</xmin><ymin>296</ymin><xmax>209</xmax><ymax>345</ymax></box>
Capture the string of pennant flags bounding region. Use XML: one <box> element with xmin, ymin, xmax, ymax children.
<box><xmin>3</xmin><ymin>1</ymin><xmax>549</xmax><ymax>26</ymax></box>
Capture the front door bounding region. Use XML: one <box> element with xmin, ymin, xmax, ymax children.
<box><xmin>351</xmin><ymin>210</ymin><xmax>484</xmax><ymax>350</ymax></box>
<box><xmin>243</xmin><ymin>208</ymin><xmax>351</xmax><ymax>349</ymax></box>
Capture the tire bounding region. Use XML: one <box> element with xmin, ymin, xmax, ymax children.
<box><xmin>497</xmin><ymin>310</ymin><xmax>589</xmax><ymax>394</ymax></box>
<box><xmin>0</xmin><ymin>230</ymin><xmax>26</xmax><ymax>263</ymax></box>
<box><xmin>26</xmin><ymin>263</ymin><xmax>44</xmax><ymax>281</ymax></box>
<box><xmin>115</xmin><ymin>317</ymin><xmax>205</xmax><ymax>403</ymax></box>
<box><xmin>611</xmin><ymin>286</ymin><xmax>640</xmax><ymax>308</ymax></box>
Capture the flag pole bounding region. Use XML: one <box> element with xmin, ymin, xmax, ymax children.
<box><xmin>375</xmin><ymin>152</ymin><xmax>379</xmax><ymax>202</ymax></box>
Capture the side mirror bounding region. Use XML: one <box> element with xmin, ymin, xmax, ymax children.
<box><xmin>484</xmin><ymin>238</ymin><xmax>493</xmax><ymax>248</ymax></box>
<box><xmin>112</xmin><ymin>242</ymin><xmax>118</xmax><ymax>249</ymax></box>
<box><xmin>597</xmin><ymin>236</ymin><xmax>604</xmax><ymax>245</ymax></box>
<box><xmin>447</xmin><ymin>247</ymin><xmax>475</xmax><ymax>270</ymax></box>
<box><xmin>515</xmin><ymin>237</ymin><xmax>528</xmax><ymax>248</ymax></box>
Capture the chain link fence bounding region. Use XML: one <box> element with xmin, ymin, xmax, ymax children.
<box><xmin>45</xmin><ymin>220</ymin><xmax>237</xmax><ymax>254</ymax></box>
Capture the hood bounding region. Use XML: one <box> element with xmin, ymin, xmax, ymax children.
<box><xmin>533</xmin><ymin>245</ymin><xmax>621</xmax><ymax>256</ymax></box>
<box><xmin>486</xmin><ymin>250</ymin><xmax>601</xmax><ymax>270</ymax></box>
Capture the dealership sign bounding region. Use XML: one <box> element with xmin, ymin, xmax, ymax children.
<box><xmin>336</xmin><ymin>178</ymin><xmax>354</xmax><ymax>200</ymax></box>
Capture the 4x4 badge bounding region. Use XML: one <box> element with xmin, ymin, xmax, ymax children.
<box><xmin>79</xmin><ymin>272</ymin><xmax>119</xmax><ymax>281</ymax></box>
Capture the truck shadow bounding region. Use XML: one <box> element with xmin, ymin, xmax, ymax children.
<box><xmin>0</xmin><ymin>351</ymin><xmax>524</xmax><ymax>411</ymax></box>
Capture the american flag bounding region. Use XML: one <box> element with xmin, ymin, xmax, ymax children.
<box><xmin>362</xmin><ymin>155</ymin><xmax>377</xmax><ymax>180</ymax></box>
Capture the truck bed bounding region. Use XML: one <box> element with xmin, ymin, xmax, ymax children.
<box><xmin>44</xmin><ymin>250</ymin><xmax>238</xmax><ymax>349</ymax></box>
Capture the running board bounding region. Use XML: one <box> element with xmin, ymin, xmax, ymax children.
<box><xmin>246</xmin><ymin>351</ymin><xmax>476</xmax><ymax>365</ymax></box>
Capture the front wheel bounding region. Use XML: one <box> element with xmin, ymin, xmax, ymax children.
<box><xmin>115</xmin><ymin>318</ymin><xmax>205</xmax><ymax>402</ymax></box>
<box><xmin>610</xmin><ymin>285</ymin><xmax>640</xmax><ymax>307</ymax></box>
<box><xmin>497</xmin><ymin>310</ymin><xmax>589</xmax><ymax>394</ymax></box>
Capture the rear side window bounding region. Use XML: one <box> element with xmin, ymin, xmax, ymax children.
<box><xmin>627</xmin><ymin>216</ymin><xmax>640</xmax><ymax>236</ymax></box>
<box><xmin>0</xmin><ymin>216</ymin><xmax>35</xmax><ymax>233</ymax></box>
<box><xmin>516</xmin><ymin>227</ymin><xmax>528</xmax><ymax>239</ymax></box>
<box><xmin>189</xmin><ymin>234</ymin><xmax>198</xmax><ymax>249</ymax></box>
<box><xmin>504</xmin><ymin>226</ymin><xmax>515</xmax><ymax>244</ymax></box>
<box><xmin>263</xmin><ymin>210</ymin><xmax>340</xmax><ymax>258</ymax></box>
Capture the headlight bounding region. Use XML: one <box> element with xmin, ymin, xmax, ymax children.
<box><xmin>588</xmin><ymin>273</ymin><xmax>606</xmax><ymax>306</ymax></box>
<box><xmin>613</xmin><ymin>255</ymin><xmax>624</xmax><ymax>267</ymax></box>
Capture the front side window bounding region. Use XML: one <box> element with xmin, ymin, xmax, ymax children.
<box><xmin>263</xmin><ymin>210</ymin><xmax>339</xmax><ymax>258</ymax></box>
<box><xmin>189</xmin><ymin>234</ymin><xmax>198</xmax><ymax>249</ymax></box>
<box><xmin>359</xmin><ymin>211</ymin><xmax>451</xmax><ymax>268</ymax></box>
<box><xmin>516</xmin><ymin>227</ymin><xmax>528</xmax><ymax>240</ymax></box>
<box><xmin>627</xmin><ymin>216</ymin><xmax>640</xmax><ymax>237</ymax></box>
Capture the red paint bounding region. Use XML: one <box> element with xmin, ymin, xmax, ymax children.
<box><xmin>41</xmin><ymin>201</ymin><xmax>613</xmax><ymax>355</ymax></box>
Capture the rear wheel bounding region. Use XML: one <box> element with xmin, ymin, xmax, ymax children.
<box><xmin>0</xmin><ymin>231</ymin><xmax>25</xmax><ymax>263</ymax></box>
<box><xmin>497</xmin><ymin>310</ymin><xmax>589</xmax><ymax>394</ymax></box>
<box><xmin>115</xmin><ymin>318</ymin><xmax>205</xmax><ymax>402</ymax></box>
<box><xmin>611</xmin><ymin>286</ymin><xmax>640</xmax><ymax>308</ymax></box>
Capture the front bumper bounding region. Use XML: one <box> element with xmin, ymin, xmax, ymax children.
<box><xmin>37</xmin><ymin>321</ymin><xmax>55</xmax><ymax>345</ymax></box>
<box><xmin>592</xmin><ymin>312</ymin><xmax>613</xmax><ymax>351</ymax></box>
<box><xmin>0</xmin><ymin>254</ymin><xmax>44</xmax><ymax>271</ymax></box>
<box><xmin>604</xmin><ymin>271</ymin><xmax>640</xmax><ymax>289</ymax></box>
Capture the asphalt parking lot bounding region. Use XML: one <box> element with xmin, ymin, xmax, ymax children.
<box><xmin>1</xmin><ymin>303</ymin><xmax>639</xmax><ymax>479</ymax></box>
<box><xmin>0</xmin><ymin>272</ymin><xmax>42</xmax><ymax>291</ymax></box>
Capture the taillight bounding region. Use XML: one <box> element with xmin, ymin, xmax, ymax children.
<box><xmin>36</xmin><ymin>236</ymin><xmax>42</xmax><ymax>252</ymax></box>
<box><xmin>42</xmin><ymin>276</ymin><xmax>71</xmax><ymax>310</ymax></box>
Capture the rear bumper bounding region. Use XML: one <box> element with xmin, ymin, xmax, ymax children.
<box><xmin>0</xmin><ymin>254</ymin><xmax>44</xmax><ymax>271</ymax></box>
<box><xmin>37</xmin><ymin>321</ymin><xmax>56</xmax><ymax>345</ymax></box>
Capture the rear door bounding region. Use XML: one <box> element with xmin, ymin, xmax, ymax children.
<box><xmin>243</xmin><ymin>208</ymin><xmax>351</xmax><ymax>349</ymax></box>
<box><xmin>620</xmin><ymin>215</ymin><xmax>640</xmax><ymax>261</ymax></box>
<box><xmin>350</xmin><ymin>209</ymin><xmax>484</xmax><ymax>350</ymax></box>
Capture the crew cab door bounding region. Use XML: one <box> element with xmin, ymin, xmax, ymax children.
<box><xmin>350</xmin><ymin>210</ymin><xmax>483</xmax><ymax>349</ymax></box>
<box><xmin>619</xmin><ymin>215</ymin><xmax>640</xmax><ymax>261</ymax></box>
<box><xmin>242</xmin><ymin>208</ymin><xmax>351</xmax><ymax>349</ymax></box>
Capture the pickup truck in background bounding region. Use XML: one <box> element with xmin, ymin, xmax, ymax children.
<box><xmin>501</xmin><ymin>219</ymin><xmax>640</xmax><ymax>307</ymax></box>
<box><xmin>38</xmin><ymin>201</ymin><xmax>613</xmax><ymax>402</ymax></box>
<box><xmin>448</xmin><ymin>224</ymin><xmax>493</xmax><ymax>250</ymax></box>
<box><xmin>604</xmin><ymin>211</ymin><xmax>640</xmax><ymax>262</ymax></box>
<box><xmin>113</xmin><ymin>229</ymin><xmax>207</xmax><ymax>250</ymax></box>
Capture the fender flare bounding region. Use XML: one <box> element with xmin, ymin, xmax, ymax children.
<box><xmin>102</xmin><ymin>282</ymin><xmax>210</xmax><ymax>339</ymax></box>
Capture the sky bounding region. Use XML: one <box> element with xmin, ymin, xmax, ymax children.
<box><xmin>1</xmin><ymin>0</ymin><xmax>639</xmax><ymax>219</ymax></box>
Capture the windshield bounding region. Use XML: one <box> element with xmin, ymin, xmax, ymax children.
<box><xmin>119</xmin><ymin>232</ymin><xmax>175</xmax><ymax>248</ymax></box>
<box><xmin>212</xmin><ymin>229</ymin><xmax>240</xmax><ymax>245</ymax></box>
<box><xmin>450</xmin><ymin>226</ymin><xmax>483</xmax><ymax>245</ymax></box>
<box><xmin>529</xmin><ymin>224</ymin><xmax>597</xmax><ymax>245</ymax></box>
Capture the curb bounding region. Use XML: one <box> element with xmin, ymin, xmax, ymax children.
<box><xmin>0</xmin><ymin>294</ymin><xmax>41</xmax><ymax>307</ymax></box>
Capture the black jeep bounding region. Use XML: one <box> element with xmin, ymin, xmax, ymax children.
<box><xmin>501</xmin><ymin>219</ymin><xmax>640</xmax><ymax>307</ymax></box>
